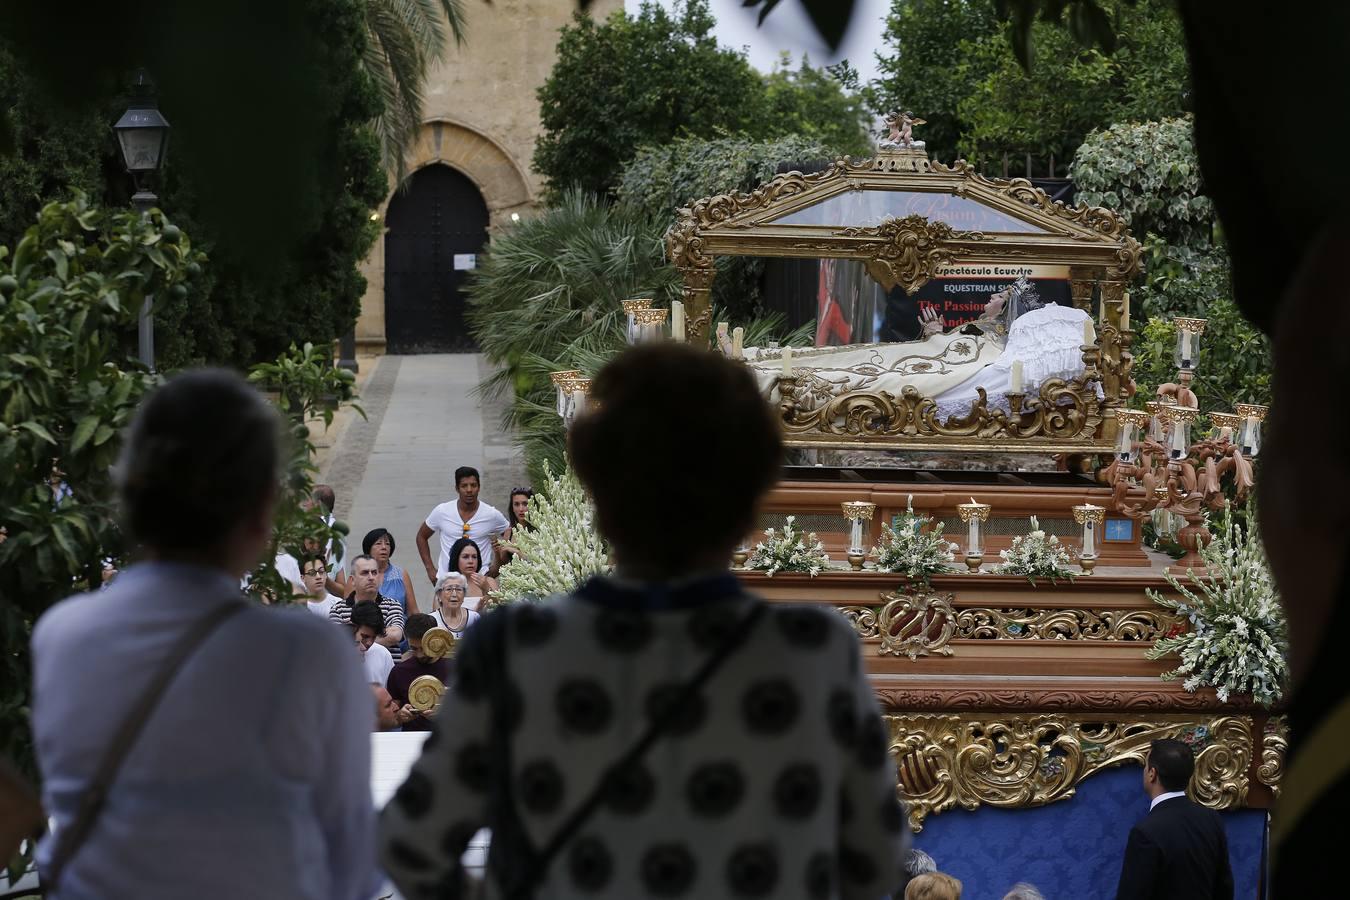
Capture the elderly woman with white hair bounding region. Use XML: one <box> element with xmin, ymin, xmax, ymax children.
<box><xmin>430</xmin><ymin>572</ymin><xmax>480</xmax><ymax>638</ymax></box>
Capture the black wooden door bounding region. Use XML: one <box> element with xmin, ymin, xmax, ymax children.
<box><xmin>384</xmin><ymin>164</ymin><xmax>489</xmax><ymax>353</ymax></box>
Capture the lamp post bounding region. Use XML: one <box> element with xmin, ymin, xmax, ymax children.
<box><xmin>113</xmin><ymin>70</ymin><xmax>171</xmax><ymax>370</ymax></box>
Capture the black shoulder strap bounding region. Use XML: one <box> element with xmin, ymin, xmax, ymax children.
<box><xmin>43</xmin><ymin>599</ymin><xmax>249</xmax><ymax>892</ymax></box>
<box><xmin>490</xmin><ymin>599</ymin><xmax>768</xmax><ymax>900</ymax></box>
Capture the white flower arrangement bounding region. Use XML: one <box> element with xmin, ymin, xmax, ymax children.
<box><xmin>993</xmin><ymin>516</ymin><xmax>1076</xmax><ymax>584</ymax></box>
<box><xmin>492</xmin><ymin>460</ymin><xmax>612</xmax><ymax>605</ymax></box>
<box><xmin>746</xmin><ymin>515</ymin><xmax>831</xmax><ymax>577</ymax></box>
<box><xmin>872</xmin><ymin>495</ymin><xmax>958</xmax><ymax>584</ymax></box>
<box><xmin>1147</xmin><ymin>509</ymin><xmax>1288</xmax><ymax>706</ymax></box>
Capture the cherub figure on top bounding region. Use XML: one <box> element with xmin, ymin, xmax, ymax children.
<box><xmin>880</xmin><ymin>110</ymin><xmax>926</xmax><ymax>149</ymax></box>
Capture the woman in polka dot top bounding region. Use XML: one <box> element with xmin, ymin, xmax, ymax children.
<box><xmin>379</xmin><ymin>344</ymin><xmax>909</xmax><ymax>899</ymax></box>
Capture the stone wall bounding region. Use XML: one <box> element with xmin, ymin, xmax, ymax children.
<box><xmin>356</xmin><ymin>0</ymin><xmax>623</xmax><ymax>351</ymax></box>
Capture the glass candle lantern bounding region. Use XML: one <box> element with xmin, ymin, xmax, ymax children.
<box><xmin>549</xmin><ymin>370</ymin><xmax>582</xmax><ymax>418</ymax></box>
<box><xmin>1234</xmin><ymin>403</ymin><xmax>1268</xmax><ymax>458</ymax></box>
<box><xmin>1145</xmin><ymin>400</ymin><xmax>1167</xmax><ymax>443</ymax></box>
<box><xmin>562</xmin><ymin>377</ymin><xmax>591</xmax><ymax>424</ymax></box>
<box><xmin>841</xmin><ymin>502</ymin><xmax>876</xmax><ymax>553</ymax></box>
<box><xmin>621</xmin><ymin>298</ymin><xmax>653</xmax><ymax>344</ymax></box>
<box><xmin>632</xmin><ymin>307</ymin><xmax>668</xmax><ymax>343</ymax></box>
<box><xmin>1162</xmin><ymin>406</ymin><xmax>1198</xmax><ymax>462</ymax></box>
<box><xmin>1208</xmin><ymin>411</ymin><xmax>1241</xmax><ymax>445</ymax></box>
<box><xmin>1072</xmin><ymin>504</ymin><xmax>1105</xmax><ymax>561</ymax></box>
<box><xmin>1114</xmin><ymin>409</ymin><xmax>1150</xmax><ymax>463</ymax></box>
<box><xmin>956</xmin><ymin>499</ymin><xmax>992</xmax><ymax>569</ymax></box>
<box><xmin>1173</xmin><ymin>317</ymin><xmax>1208</xmax><ymax>372</ymax></box>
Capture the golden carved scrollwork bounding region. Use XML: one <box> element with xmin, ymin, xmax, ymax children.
<box><xmin>837</xmin><ymin>605</ymin><xmax>881</xmax><ymax>640</ymax></box>
<box><xmin>779</xmin><ymin>380</ymin><xmax>1103</xmax><ymax>449</ymax></box>
<box><xmin>877</xmin><ymin>591</ymin><xmax>956</xmax><ymax>660</ymax></box>
<box><xmin>1258</xmin><ymin>716</ymin><xmax>1289</xmax><ymax>798</ymax></box>
<box><xmin>841</xmin><ymin>214</ymin><xmax>985</xmax><ymax>294</ymax></box>
<box><xmin>954</xmin><ymin>607</ymin><xmax>1181</xmax><ymax>642</ymax></box>
<box><xmin>888</xmin><ymin>714</ymin><xmax>1252</xmax><ymax>831</ymax></box>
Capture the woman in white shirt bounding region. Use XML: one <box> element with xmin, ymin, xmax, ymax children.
<box><xmin>430</xmin><ymin>573</ymin><xmax>481</xmax><ymax>638</ymax></box>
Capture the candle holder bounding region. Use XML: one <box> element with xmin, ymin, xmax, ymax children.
<box><xmin>549</xmin><ymin>370</ymin><xmax>582</xmax><ymax>418</ymax></box>
<box><xmin>731</xmin><ymin>546</ymin><xmax>749</xmax><ymax>569</ymax></box>
<box><xmin>632</xmin><ymin>307</ymin><xmax>668</xmax><ymax>343</ymax></box>
<box><xmin>1173</xmin><ymin>317</ymin><xmax>1208</xmax><ymax>372</ymax></box>
<box><xmin>1158</xmin><ymin>405</ymin><xmax>1199</xmax><ymax>465</ymax></box>
<box><xmin>1006</xmin><ymin>392</ymin><xmax>1026</xmax><ymax>417</ymax></box>
<box><xmin>1234</xmin><ymin>403</ymin><xmax>1268</xmax><ymax>458</ymax></box>
<box><xmin>622</xmin><ymin>298</ymin><xmax>653</xmax><ymax>344</ymax></box>
<box><xmin>1207</xmin><ymin>411</ymin><xmax>1242</xmax><ymax>445</ymax></box>
<box><xmin>560</xmin><ymin>376</ymin><xmax>592</xmax><ymax>425</ymax></box>
<box><xmin>956</xmin><ymin>499</ymin><xmax>992</xmax><ymax>572</ymax></box>
<box><xmin>841</xmin><ymin>501</ymin><xmax>876</xmax><ymax>571</ymax></box>
<box><xmin>1113</xmin><ymin>408</ymin><xmax>1151</xmax><ymax>464</ymax></box>
<box><xmin>1072</xmin><ymin>504</ymin><xmax>1106</xmax><ymax>575</ymax></box>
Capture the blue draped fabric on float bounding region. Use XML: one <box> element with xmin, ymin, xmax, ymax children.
<box><xmin>910</xmin><ymin>767</ymin><xmax>1267</xmax><ymax>899</ymax></box>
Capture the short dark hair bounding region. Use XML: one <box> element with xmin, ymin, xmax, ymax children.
<box><xmin>116</xmin><ymin>369</ymin><xmax>280</xmax><ymax>551</ymax></box>
<box><xmin>311</xmin><ymin>484</ymin><xmax>335</xmax><ymax>514</ymax></box>
<box><xmin>446</xmin><ymin>537</ymin><xmax>480</xmax><ymax>572</ymax></box>
<box><xmin>362</xmin><ymin>527</ymin><xmax>395</xmax><ymax>556</ymax></box>
<box><xmin>454</xmin><ymin>466</ymin><xmax>480</xmax><ymax>487</ymax></box>
<box><xmin>350</xmin><ymin>600</ymin><xmax>385</xmax><ymax>636</ymax></box>
<box><xmin>1147</xmin><ymin>739</ymin><xmax>1195</xmax><ymax>792</ymax></box>
<box><xmin>569</xmin><ymin>344</ymin><xmax>782</xmax><ymax>570</ymax></box>
<box><xmin>406</xmin><ymin>613</ymin><xmax>437</xmax><ymax>640</ymax></box>
<box><xmin>302</xmin><ymin>552</ymin><xmax>327</xmax><ymax>571</ymax></box>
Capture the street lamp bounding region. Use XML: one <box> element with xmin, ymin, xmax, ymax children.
<box><xmin>113</xmin><ymin>70</ymin><xmax>170</xmax><ymax>369</ymax></box>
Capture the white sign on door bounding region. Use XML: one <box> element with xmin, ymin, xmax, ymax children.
<box><xmin>453</xmin><ymin>253</ymin><xmax>477</xmax><ymax>271</ymax></box>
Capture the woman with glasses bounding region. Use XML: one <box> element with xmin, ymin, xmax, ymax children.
<box><xmin>430</xmin><ymin>573</ymin><xmax>480</xmax><ymax>638</ymax></box>
<box><xmin>445</xmin><ymin>537</ymin><xmax>497</xmax><ymax>611</ymax></box>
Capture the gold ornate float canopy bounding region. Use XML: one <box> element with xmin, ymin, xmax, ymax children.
<box><xmin>665</xmin><ymin>144</ymin><xmax>1142</xmax><ymax>454</ymax></box>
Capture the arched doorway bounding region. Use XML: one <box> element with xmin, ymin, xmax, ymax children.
<box><xmin>384</xmin><ymin>164</ymin><xmax>488</xmax><ymax>353</ymax></box>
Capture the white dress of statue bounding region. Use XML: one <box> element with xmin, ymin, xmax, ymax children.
<box><xmin>745</xmin><ymin>277</ymin><xmax>1095</xmax><ymax>418</ymax></box>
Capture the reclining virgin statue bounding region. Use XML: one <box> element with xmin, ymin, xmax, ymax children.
<box><xmin>745</xmin><ymin>276</ymin><xmax>1096</xmax><ymax>420</ymax></box>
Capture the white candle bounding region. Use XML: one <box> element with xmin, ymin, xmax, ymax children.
<box><xmin>1180</xmin><ymin>329</ymin><xmax>1192</xmax><ymax>361</ymax></box>
<box><xmin>1171</xmin><ymin>419</ymin><xmax>1187</xmax><ymax>459</ymax></box>
<box><xmin>1218</xmin><ymin>425</ymin><xmax>1233</xmax><ymax>443</ymax></box>
<box><xmin>732</xmin><ymin>327</ymin><xmax>744</xmax><ymax>359</ymax></box>
<box><xmin>671</xmin><ymin>301</ymin><xmax>686</xmax><ymax>342</ymax></box>
<box><xmin>1083</xmin><ymin>319</ymin><xmax>1096</xmax><ymax>346</ymax></box>
<box><xmin>1010</xmin><ymin>360</ymin><xmax>1024</xmax><ymax>393</ymax></box>
<box><xmin>781</xmin><ymin>346</ymin><xmax>793</xmax><ymax>375</ymax></box>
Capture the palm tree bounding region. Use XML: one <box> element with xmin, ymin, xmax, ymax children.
<box><xmin>363</xmin><ymin>0</ymin><xmax>467</xmax><ymax>179</ymax></box>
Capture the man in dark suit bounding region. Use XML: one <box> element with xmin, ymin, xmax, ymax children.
<box><xmin>1115</xmin><ymin>739</ymin><xmax>1235</xmax><ymax>900</ymax></box>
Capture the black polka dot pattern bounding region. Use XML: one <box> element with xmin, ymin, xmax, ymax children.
<box><xmin>394</xmin><ymin>771</ymin><xmax>433</xmax><ymax>819</ymax></box>
<box><xmin>645</xmin><ymin>683</ymin><xmax>706</xmax><ymax>736</ymax></box>
<box><xmin>455</xmin><ymin>742</ymin><xmax>491</xmax><ymax>793</ymax></box>
<box><xmin>519</xmin><ymin>759</ymin><xmax>565</xmax><ymax>814</ymax></box>
<box><xmin>687</xmin><ymin>603</ymin><xmax>741</xmax><ymax>649</ymax></box>
<box><xmin>498</xmin><ymin>679</ymin><xmax>526</xmax><ymax>733</ymax></box>
<box><xmin>741</xmin><ymin>679</ymin><xmax>800</xmax><ymax>735</ymax></box>
<box><xmin>453</xmin><ymin>648</ymin><xmax>487</xmax><ymax>703</ymax></box>
<box><xmin>726</xmin><ymin>843</ymin><xmax>778</xmax><ymax>896</ymax></box>
<box><xmin>775</xmin><ymin>606</ymin><xmax>832</xmax><ymax>648</ymax></box>
<box><xmin>686</xmin><ymin>761</ymin><xmax>745</xmax><ymax>818</ymax></box>
<box><xmin>838</xmin><ymin>786</ymin><xmax>854</xmax><ymax>824</ymax></box>
<box><xmin>840</xmin><ymin>846</ymin><xmax>879</xmax><ymax>886</ymax></box>
<box><xmin>642</xmin><ymin>843</ymin><xmax>697</xmax><ymax>896</ymax></box>
<box><xmin>604</xmin><ymin>760</ymin><xmax>656</xmax><ymax>815</ymax></box>
<box><xmin>827</xmin><ymin>688</ymin><xmax>857</xmax><ymax>748</ymax></box>
<box><xmin>387</xmin><ymin>839</ymin><xmax>432</xmax><ymax>871</ymax></box>
<box><xmin>556</xmin><ymin>679</ymin><xmax>613</xmax><ymax>734</ymax></box>
<box><xmin>804</xmin><ymin>851</ymin><xmax>834</xmax><ymax>900</ymax></box>
<box><xmin>569</xmin><ymin>835</ymin><xmax>614</xmax><ymax>891</ymax></box>
<box><xmin>773</xmin><ymin>763</ymin><xmax>822</xmax><ymax>819</ymax></box>
<box><xmin>594</xmin><ymin>608</ymin><xmax>652</xmax><ymax>653</ymax></box>
<box><xmin>440</xmin><ymin>821</ymin><xmax>479</xmax><ymax>856</ymax></box>
<box><xmin>856</xmin><ymin>713</ymin><xmax>890</xmax><ymax>769</ymax></box>
<box><xmin>514</xmin><ymin>603</ymin><xmax>559</xmax><ymax>647</ymax></box>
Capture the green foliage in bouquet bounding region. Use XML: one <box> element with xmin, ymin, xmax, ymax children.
<box><xmin>872</xmin><ymin>496</ymin><xmax>958</xmax><ymax>585</ymax></box>
<box><xmin>747</xmin><ymin>515</ymin><xmax>831</xmax><ymax>577</ymax></box>
<box><xmin>493</xmin><ymin>461</ymin><xmax>611</xmax><ymax>604</ymax></box>
<box><xmin>1148</xmin><ymin>507</ymin><xmax>1288</xmax><ymax>706</ymax></box>
<box><xmin>994</xmin><ymin>516</ymin><xmax>1076</xmax><ymax>585</ymax></box>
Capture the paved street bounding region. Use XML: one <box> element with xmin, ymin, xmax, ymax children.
<box><xmin>320</xmin><ymin>354</ymin><xmax>525</xmax><ymax>581</ymax></box>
